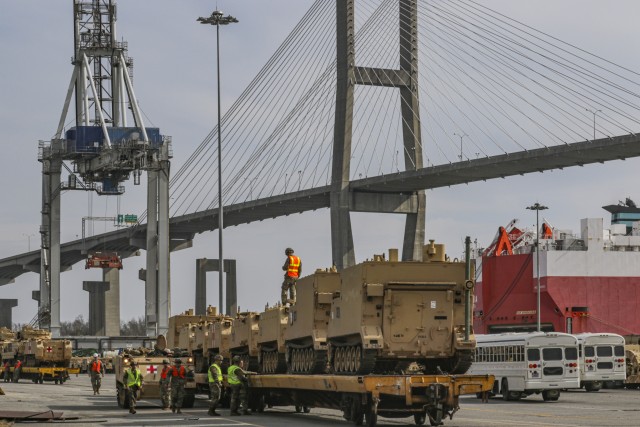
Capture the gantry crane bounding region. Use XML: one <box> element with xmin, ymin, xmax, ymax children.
<box><xmin>38</xmin><ymin>0</ymin><xmax>171</xmax><ymax>337</ymax></box>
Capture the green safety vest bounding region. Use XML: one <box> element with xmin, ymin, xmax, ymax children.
<box><xmin>208</xmin><ymin>363</ymin><xmax>223</xmax><ymax>383</ymax></box>
<box><xmin>126</xmin><ymin>369</ymin><xmax>141</xmax><ymax>387</ymax></box>
<box><xmin>227</xmin><ymin>364</ymin><xmax>241</xmax><ymax>385</ymax></box>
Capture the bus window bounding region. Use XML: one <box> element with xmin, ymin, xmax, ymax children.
<box><xmin>542</xmin><ymin>348</ymin><xmax>563</xmax><ymax>361</ymax></box>
<box><xmin>584</xmin><ymin>346</ymin><xmax>595</xmax><ymax>357</ymax></box>
<box><xmin>527</xmin><ymin>348</ymin><xmax>540</xmax><ymax>361</ymax></box>
<box><xmin>565</xmin><ymin>347</ymin><xmax>578</xmax><ymax>360</ymax></box>
<box><xmin>614</xmin><ymin>345</ymin><xmax>624</xmax><ymax>357</ymax></box>
<box><xmin>596</xmin><ymin>346</ymin><xmax>613</xmax><ymax>357</ymax></box>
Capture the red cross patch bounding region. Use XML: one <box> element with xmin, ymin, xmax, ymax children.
<box><xmin>46</xmin><ymin>346</ymin><xmax>53</xmax><ymax>353</ymax></box>
<box><xmin>147</xmin><ymin>365</ymin><xmax>157</xmax><ymax>374</ymax></box>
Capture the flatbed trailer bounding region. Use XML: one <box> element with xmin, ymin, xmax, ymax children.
<box><xmin>196</xmin><ymin>373</ymin><xmax>493</xmax><ymax>426</ymax></box>
<box><xmin>7</xmin><ymin>366</ymin><xmax>71</xmax><ymax>384</ymax></box>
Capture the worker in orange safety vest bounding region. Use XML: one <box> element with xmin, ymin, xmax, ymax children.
<box><xmin>89</xmin><ymin>353</ymin><xmax>105</xmax><ymax>395</ymax></box>
<box><xmin>281</xmin><ymin>247</ymin><xmax>302</xmax><ymax>306</ymax></box>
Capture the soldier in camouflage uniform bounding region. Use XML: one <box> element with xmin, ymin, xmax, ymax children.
<box><xmin>208</xmin><ymin>354</ymin><xmax>224</xmax><ymax>416</ymax></box>
<box><xmin>159</xmin><ymin>359</ymin><xmax>172</xmax><ymax>410</ymax></box>
<box><xmin>89</xmin><ymin>353</ymin><xmax>105</xmax><ymax>395</ymax></box>
<box><xmin>170</xmin><ymin>359</ymin><xmax>186</xmax><ymax>414</ymax></box>
<box><xmin>228</xmin><ymin>356</ymin><xmax>251</xmax><ymax>416</ymax></box>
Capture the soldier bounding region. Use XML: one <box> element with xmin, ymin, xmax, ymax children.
<box><xmin>89</xmin><ymin>353</ymin><xmax>105</xmax><ymax>395</ymax></box>
<box><xmin>12</xmin><ymin>359</ymin><xmax>22</xmax><ymax>383</ymax></box>
<box><xmin>281</xmin><ymin>247</ymin><xmax>302</xmax><ymax>306</ymax></box>
<box><xmin>159</xmin><ymin>359</ymin><xmax>172</xmax><ymax>410</ymax></box>
<box><xmin>228</xmin><ymin>356</ymin><xmax>251</xmax><ymax>416</ymax></box>
<box><xmin>208</xmin><ymin>354</ymin><xmax>224</xmax><ymax>416</ymax></box>
<box><xmin>170</xmin><ymin>358</ymin><xmax>187</xmax><ymax>414</ymax></box>
<box><xmin>124</xmin><ymin>361</ymin><xmax>143</xmax><ymax>414</ymax></box>
<box><xmin>3</xmin><ymin>361</ymin><xmax>10</xmax><ymax>382</ymax></box>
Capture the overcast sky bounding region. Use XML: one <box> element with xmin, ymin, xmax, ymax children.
<box><xmin>1</xmin><ymin>0</ymin><xmax>639</xmax><ymax>327</ymax></box>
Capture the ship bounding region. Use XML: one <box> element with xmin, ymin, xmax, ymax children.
<box><xmin>474</xmin><ymin>198</ymin><xmax>640</xmax><ymax>336</ymax></box>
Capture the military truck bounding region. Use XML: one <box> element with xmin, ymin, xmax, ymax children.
<box><xmin>326</xmin><ymin>244</ymin><xmax>476</xmax><ymax>375</ymax></box>
<box><xmin>257</xmin><ymin>304</ymin><xmax>289</xmax><ymax>373</ymax></box>
<box><xmin>114</xmin><ymin>347</ymin><xmax>196</xmax><ymax>409</ymax></box>
<box><xmin>284</xmin><ymin>268</ymin><xmax>340</xmax><ymax>374</ymax></box>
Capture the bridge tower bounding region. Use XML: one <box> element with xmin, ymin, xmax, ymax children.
<box><xmin>38</xmin><ymin>0</ymin><xmax>171</xmax><ymax>337</ymax></box>
<box><xmin>332</xmin><ymin>0</ymin><xmax>424</xmax><ymax>269</ymax></box>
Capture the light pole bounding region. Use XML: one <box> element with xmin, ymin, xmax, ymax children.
<box><xmin>454</xmin><ymin>132</ymin><xmax>467</xmax><ymax>161</ymax></box>
<box><xmin>198</xmin><ymin>10</ymin><xmax>238</xmax><ymax>315</ymax></box>
<box><xmin>526</xmin><ymin>202</ymin><xmax>548</xmax><ymax>332</ymax></box>
<box><xmin>586</xmin><ymin>108</ymin><xmax>602</xmax><ymax>141</ymax></box>
<box><xmin>23</xmin><ymin>233</ymin><xmax>35</xmax><ymax>251</ymax></box>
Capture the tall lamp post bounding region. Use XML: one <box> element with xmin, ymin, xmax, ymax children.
<box><xmin>23</xmin><ymin>233</ymin><xmax>35</xmax><ymax>251</ymax></box>
<box><xmin>585</xmin><ymin>108</ymin><xmax>602</xmax><ymax>141</ymax></box>
<box><xmin>454</xmin><ymin>132</ymin><xmax>467</xmax><ymax>161</ymax></box>
<box><xmin>526</xmin><ymin>202</ymin><xmax>548</xmax><ymax>331</ymax></box>
<box><xmin>198</xmin><ymin>10</ymin><xmax>238</xmax><ymax>315</ymax></box>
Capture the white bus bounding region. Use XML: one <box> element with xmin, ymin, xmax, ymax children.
<box><xmin>574</xmin><ymin>333</ymin><xmax>626</xmax><ymax>391</ymax></box>
<box><xmin>469</xmin><ymin>332</ymin><xmax>580</xmax><ymax>401</ymax></box>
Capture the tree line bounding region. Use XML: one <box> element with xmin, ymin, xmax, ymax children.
<box><xmin>13</xmin><ymin>315</ymin><xmax>146</xmax><ymax>336</ymax></box>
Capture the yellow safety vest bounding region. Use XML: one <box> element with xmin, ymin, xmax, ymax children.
<box><xmin>227</xmin><ymin>364</ymin><xmax>241</xmax><ymax>385</ymax></box>
<box><xmin>208</xmin><ymin>363</ymin><xmax>223</xmax><ymax>383</ymax></box>
<box><xmin>126</xmin><ymin>369</ymin><xmax>141</xmax><ymax>387</ymax></box>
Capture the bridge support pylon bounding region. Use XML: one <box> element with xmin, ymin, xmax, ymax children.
<box><xmin>331</xmin><ymin>0</ymin><xmax>425</xmax><ymax>270</ymax></box>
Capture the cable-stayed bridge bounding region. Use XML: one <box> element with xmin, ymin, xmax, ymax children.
<box><xmin>1</xmin><ymin>0</ymin><xmax>639</xmax><ymax>333</ymax></box>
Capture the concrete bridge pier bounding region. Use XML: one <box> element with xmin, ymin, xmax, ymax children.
<box><xmin>103</xmin><ymin>268</ymin><xmax>120</xmax><ymax>336</ymax></box>
<box><xmin>195</xmin><ymin>258</ymin><xmax>237</xmax><ymax>316</ymax></box>
<box><xmin>0</xmin><ymin>299</ymin><xmax>18</xmax><ymax>328</ymax></box>
<box><xmin>82</xmin><ymin>281</ymin><xmax>110</xmax><ymax>336</ymax></box>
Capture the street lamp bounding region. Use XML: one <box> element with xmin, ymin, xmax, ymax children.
<box><xmin>454</xmin><ymin>132</ymin><xmax>467</xmax><ymax>161</ymax></box>
<box><xmin>526</xmin><ymin>202</ymin><xmax>549</xmax><ymax>332</ymax></box>
<box><xmin>23</xmin><ymin>233</ymin><xmax>35</xmax><ymax>251</ymax></box>
<box><xmin>198</xmin><ymin>10</ymin><xmax>238</xmax><ymax>315</ymax></box>
<box><xmin>586</xmin><ymin>108</ymin><xmax>602</xmax><ymax>141</ymax></box>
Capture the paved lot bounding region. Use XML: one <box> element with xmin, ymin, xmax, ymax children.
<box><xmin>1</xmin><ymin>374</ymin><xmax>639</xmax><ymax>426</ymax></box>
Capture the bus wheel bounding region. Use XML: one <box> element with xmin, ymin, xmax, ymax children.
<box><xmin>542</xmin><ymin>390</ymin><xmax>560</xmax><ymax>401</ymax></box>
<box><xmin>501</xmin><ymin>379</ymin><xmax>511</xmax><ymax>401</ymax></box>
<box><xmin>585</xmin><ymin>381</ymin><xmax>602</xmax><ymax>392</ymax></box>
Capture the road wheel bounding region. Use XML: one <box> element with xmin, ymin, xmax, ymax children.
<box><xmin>428</xmin><ymin>405</ymin><xmax>443</xmax><ymax>426</ymax></box>
<box><xmin>414</xmin><ymin>412</ymin><xmax>426</xmax><ymax>425</ymax></box>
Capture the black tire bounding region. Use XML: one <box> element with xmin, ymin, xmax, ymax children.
<box><xmin>585</xmin><ymin>381</ymin><xmax>602</xmax><ymax>392</ymax></box>
<box><xmin>364</xmin><ymin>409</ymin><xmax>377</xmax><ymax>427</ymax></box>
<box><xmin>428</xmin><ymin>406</ymin><xmax>443</xmax><ymax>426</ymax></box>
<box><xmin>414</xmin><ymin>413</ymin><xmax>426</xmax><ymax>425</ymax></box>
<box><xmin>183</xmin><ymin>392</ymin><xmax>196</xmax><ymax>408</ymax></box>
<box><xmin>295</xmin><ymin>405</ymin><xmax>302</xmax><ymax>413</ymax></box>
<box><xmin>303</xmin><ymin>406</ymin><xmax>311</xmax><ymax>413</ymax></box>
<box><xmin>502</xmin><ymin>379</ymin><xmax>511</xmax><ymax>401</ymax></box>
<box><xmin>542</xmin><ymin>389</ymin><xmax>560</xmax><ymax>401</ymax></box>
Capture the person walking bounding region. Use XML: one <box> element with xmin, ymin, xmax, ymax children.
<box><xmin>281</xmin><ymin>247</ymin><xmax>302</xmax><ymax>306</ymax></box>
<box><xmin>159</xmin><ymin>359</ymin><xmax>172</xmax><ymax>410</ymax></box>
<box><xmin>208</xmin><ymin>354</ymin><xmax>224</xmax><ymax>416</ymax></box>
<box><xmin>89</xmin><ymin>353</ymin><xmax>105</xmax><ymax>395</ymax></box>
<box><xmin>12</xmin><ymin>359</ymin><xmax>22</xmax><ymax>383</ymax></box>
<box><xmin>170</xmin><ymin>358</ymin><xmax>187</xmax><ymax>414</ymax></box>
<box><xmin>227</xmin><ymin>356</ymin><xmax>251</xmax><ymax>416</ymax></box>
<box><xmin>3</xmin><ymin>361</ymin><xmax>10</xmax><ymax>383</ymax></box>
<box><xmin>124</xmin><ymin>362</ymin><xmax>143</xmax><ymax>414</ymax></box>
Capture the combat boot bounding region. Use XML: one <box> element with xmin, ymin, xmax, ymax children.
<box><xmin>208</xmin><ymin>409</ymin><xmax>221</xmax><ymax>416</ymax></box>
<box><xmin>171</xmin><ymin>406</ymin><xmax>176</xmax><ymax>413</ymax></box>
<box><xmin>243</xmin><ymin>410</ymin><xmax>253</xmax><ymax>415</ymax></box>
<box><xmin>176</xmin><ymin>408</ymin><xmax>182</xmax><ymax>414</ymax></box>
<box><xmin>129</xmin><ymin>408</ymin><xmax>136</xmax><ymax>414</ymax></box>
<box><xmin>230</xmin><ymin>411</ymin><xmax>241</xmax><ymax>416</ymax></box>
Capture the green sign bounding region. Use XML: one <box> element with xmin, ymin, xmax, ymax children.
<box><xmin>117</xmin><ymin>214</ymin><xmax>138</xmax><ymax>224</ymax></box>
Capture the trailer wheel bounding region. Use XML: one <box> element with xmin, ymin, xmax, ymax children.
<box><xmin>427</xmin><ymin>404</ymin><xmax>444</xmax><ymax>426</ymax></box>
<box><xmin>364</xmin><ymin>409</ymin><xmax>377</xmax><ymax>427</ymax></box>
<box><xmin>414</xmin><ymin>413</ymin><xmax>426</xmax><ymax>425</ymax></box>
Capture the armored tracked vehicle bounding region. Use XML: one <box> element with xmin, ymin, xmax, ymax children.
<box><xmin>284</xmin><ymin>268</ymin><xmax>340</xmax><ymax>374</ymax></box>
<box><xmin>229</xmin><ymin>311</ymin><xmax>260</xmax><ymax>372</ymax></box>
<box><xmin>327</xmin><ymin>244</ymin><xmax>475</xmax><ymax>375</ymax></box>
<box><xmin>257</xmin><ymin>304</ymin><xmax>289</xmax><ymax>373</ymax></box>
<box><xmin>206</xmin><ymin>314</ymin><xmax>233</xmax><ymax>365</ymax></box>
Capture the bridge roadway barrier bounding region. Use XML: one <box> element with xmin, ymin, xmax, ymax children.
<box><xmin>195</xmin><ymin>373</ymin><xmax>494</xmax><ymax>426</ymax></box>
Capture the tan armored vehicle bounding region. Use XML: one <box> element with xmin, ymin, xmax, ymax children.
<box><xmin>284</xmin><ymin>268</ymin><xmax>340</xmax><ymax>373</ymax></box>
<box><xmin>229</xmin><ymin>311</ymin><xmax>260</xmax><ymax>371</ymax></box>
<box><xmin>114</xmin><ymin>348</ymin><xmax>196</xmax><ymax>409</ymax></box>
<box><xmin>257</xmin><ymin>304</ymin><xmax>289</xmax><ymax>373</ymax></box>
<box><xmin>166</xmin><ymin>306</ymin><xmax>221</xmax><ymax>373</ymax></box>
<box><xmin>206</xmin><ymin>314</ymin><xmax>233</xmax><ymax>364</ymax></box>
<box><xmin>327</xmin><ymin>244</ymin><xmax>475</xmax><ymax>375</ymax></box>
<box><xmin>625</xmin><ymin>345</ymin><xmax>640</xmax><ymax>388</ymax></box>
<box><xmin>8</xmin><ymin>326</ymin><xmax>72</xmax><ymax>367</ymax></box>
